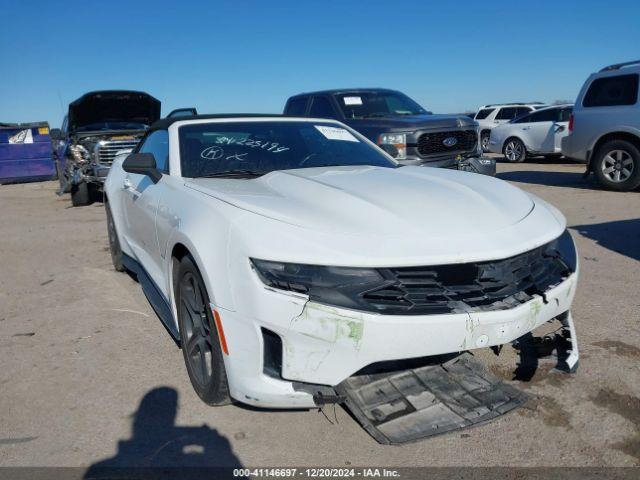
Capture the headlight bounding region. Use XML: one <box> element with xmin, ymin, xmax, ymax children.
<box><xmin>377</xmin><ymin>133</ymin><xmax>407</xmax><ymax>159</ymax></box>
<box><xmin>251</xmin><ymin>259</ymin><xmax>385</xmax><ymax>310</ymax></box>
<box><xmin>545</xmin><ymin>229</ymin><xmax>577</xmax><ymax>273</ymax></box>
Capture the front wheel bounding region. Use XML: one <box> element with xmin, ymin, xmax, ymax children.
<box><xmin>105</xmin><ymin>203</ymin><xmax>125</xmax><ymax>272</ymax></box>
<box><xmin>593</xmin><ymin>140</ymin><xmax>640</xmax><ymax>191</ymax></box>
<box><xmin>177</xmin><ymin>255</ymin><xmax>230</xmax><ymax>406</ymax></box>
<box><xmin>481</xmin><ymin>132</ymin><xmax>490</xmax><ymax>152</ymax></box>
<box><xmin>503</xmin><ymin>138</ymin><xmax>526</xmax><ymax>163</ymax></box>
<box><xmin>56</xmin><ymin>160</ymin><xmax>71</xmax><ymax>194</ymax></box>
<box><xmin>70</xmin><ymin>181</ymin><xmax>90</xmax><ymax>206</ymax></box>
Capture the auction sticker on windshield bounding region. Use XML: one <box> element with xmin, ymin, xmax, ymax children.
<box><xmin>343</xmin><ymin>96</ymin><xmax>363</xmax><ymax>105</ymax></box>
<box><xmin>314</xmin><ymin>125</ymin><xmax>359</xmax><ymax>142</ymax></box>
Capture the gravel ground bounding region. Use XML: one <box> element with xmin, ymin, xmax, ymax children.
<box><xmin>0</xmin><ymin>159</ymin><xmax>639</xmax><ymax>470</ymax></box>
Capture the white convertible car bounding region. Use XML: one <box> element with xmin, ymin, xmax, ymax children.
<box><xmin>104</xmin><ymin>114</ymin><xmax>579</xmax><ymax>416</ymax></box>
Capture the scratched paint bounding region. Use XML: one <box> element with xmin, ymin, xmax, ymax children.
<box><xmin>290</xmin><ymin>302</ymin><xmax>365</xmax><ymax>349</ymax></box>
<box><xmin>282</xmin><ymin>301</ymin><xmax>365</xmax><ymax>380</ymax></box>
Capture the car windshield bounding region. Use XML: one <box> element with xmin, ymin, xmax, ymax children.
<box><xmin>75</xmin><ymin>122</ymin><xmax>149</xmax><ymax>132</ymax></box>
<box><xmin>178</xmin><ymin>121</ymin><xmax>398</xmax><ymax>178</ymax></box>
<box><xmin>335</xmin><ymin>92</ymin><xmax>428</xmax><ymax>119</ymax></box>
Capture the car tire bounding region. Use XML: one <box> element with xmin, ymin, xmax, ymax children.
<box><xmin>503</xmin><ymin>138</ymin><xmax>527</xmax><ymax>163</ymax></box>
<box><xmin>56</xmin><ymin>161</ymin><xmax>71</xmax><ymax>194</ymax></box>
<box><xmin>105</xmin><ymin>203</ymin><xmax>125</xmax><ymax>272</ymax></box>
<box><xmin>481</xmin><ymin>131</ymin><xmax>491</xmax><ymax>152</ymax></box>
<box><xmin>176</xmin><ymin>255</ymin><xmax>230</xmax><ymax>406</ymax></box>
<box><xmin>89</xmin><ymin>183</ymin><xmax>103</xmax><ymax>204</ymax></box>
<box><xmin>70</xmin><ymin>181</ymin><xmax>90</xmax><ymax>206</ymax></box>
<box><xmin>593</xmin><ymin>140</ymin><xmax>640</xmax><ymax>192</ymax></box>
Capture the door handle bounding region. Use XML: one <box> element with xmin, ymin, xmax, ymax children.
<box><xmin>123</xmin><ymin>177</ymin><xmax>141</xmax><ymax>196</ymax></box>
<box><xmin>522</xmin><ymin>126</ymin><xmax>531</xmax><ymax>130</ymax></box>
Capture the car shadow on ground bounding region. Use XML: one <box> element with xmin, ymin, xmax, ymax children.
<box><xmin>494</xmin><ymin>155</ymin><xmax>572</xmax><ymax>165</ymax></box>
<box><xmin>84</xmin><ymin>387</ymin><xmax>242</xmax><ymax>478</ymax></box>
<box><xmin>496</xmin><ymin>169</ymin><xmax>598</xmax><ymax>189</ymax></box>
<box><xmin>572</xmin><ymin>219</ymin><xmax>640</xmax><ymax>262</ymax></box>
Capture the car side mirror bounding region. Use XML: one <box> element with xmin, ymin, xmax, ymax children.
<box><xmin>49</xmin><ymin>128</ymin><xmax>63</xmax><ymax>141</ymax></box>
<box><xmin>379</xmin><ymin>144</ymin><xmax>399</xmax><ymax>158</ymax></box>
<box><xmin>122</xmin><ymin>153</ymin><xmax>162</xmax><ymax>183</ymax></box>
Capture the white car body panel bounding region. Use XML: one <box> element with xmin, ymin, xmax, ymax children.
<box><xmin>105</xmin><ymin>117</ymin><xmax>579</xmax><ymax>408</ymax></box>
<box><xmin>488</xmin><ymin>105</ymin><xmax>573</xmax><ymax>156</ymax></box>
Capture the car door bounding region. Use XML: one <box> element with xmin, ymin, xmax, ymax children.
<box><xmin>519</xmin><ymin>108</ymin><xmax>559</xmax><ymax>153</ymax></box>
<box><xmin>494</xmin><ymin>106</ymin><xmax>520</xmax><ymax>125</ymax></box>
<box><xmin>553</xmin><ymin>107</ymin><xmax>572</xmax><ymax>152</ymax></box>
<box><xmin>122</xmin><ymin>130</ymin><xmax>169</xmax><ymax>286</ymax></box>
<box><xmin>53</xmin><ymin>116</ymin><xmax>68</xmax><ymax>173</ymax></box>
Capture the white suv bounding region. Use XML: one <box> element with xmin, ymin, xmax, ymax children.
<box><xmin>488</xmin><ymin>104</ymin><xmax>573</xmax><ymax>162</ymax></box>
<box><xmin>562</xmin><ymin>60</ymin><xmax>640</xmax><ymax>191</ymax></box>
<box><xmin>475</xmin><ymin>103</ymin><xmax>546</xmax><ymax>151</ymax></box>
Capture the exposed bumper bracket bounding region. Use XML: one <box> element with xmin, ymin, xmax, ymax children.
<box><xmin>512</xmin><ymin>311</ymin><xmax>580</xmax><ymax>379</ymax></box>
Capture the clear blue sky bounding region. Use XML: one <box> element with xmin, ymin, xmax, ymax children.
<box><xmin>1</xmin><ymin>0</ymin><xmax>639</xmax><ymax>127</ymax></box>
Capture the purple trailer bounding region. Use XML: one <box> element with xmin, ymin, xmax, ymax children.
<box><xmin>0</xmin><ymin>122</ymin><xmax>55</xmax><ymax>184</ymax></box>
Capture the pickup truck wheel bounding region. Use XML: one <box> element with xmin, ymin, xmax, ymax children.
<box><xmin>89</xmin><ymin>183</ymin><xmax>103</xmax><ymax>204</ymax></box>
<box><xmin>481</xmin><ymin>132</ymin><xmax>490</xmax><ymax>152</ymax></box>
<box><xmin>593</xmin><ymin>140</ymin><xmax>640</xmax><ymax>191</ymax></box>
<box><xmin>504</xmin><ymin>138</ymin><xmax>526</xmax><ymax>163</ymax></box>
<box><xmin>105</xmin><ymin>203</ymin><xmax>124</xmax><ymax>272</ymax></box>
<box><xmin>56</xmin><ymin>161</ymin><xmax>71</xmax><ymax>193</ymax></box>
<box><xmin>70</xmin><ymin>181</ymin><xmax>90</xmax><ymax>206</ymax></box>
<box><xmin>177</xmin><ymin>255</ymin><xmax>230</xmax><ymax>406</ymax></box>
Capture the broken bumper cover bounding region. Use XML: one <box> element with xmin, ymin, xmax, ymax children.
<box><xmin>216</xmin><ymin>271</ymin><xmax>578</xmax><ymax>409</ymax></box>
<box><xmin>71</xmin><ymin>164</ymin><xmax>109</xmax><ymax>187</ymax></box>
<box><xmin>458</xmin><ymin>156</ymin><xmax>496</xmax><ymax>176</ymax></box>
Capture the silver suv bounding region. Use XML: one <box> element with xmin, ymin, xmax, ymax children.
<box><xmin>562</xmin><ymin>60</ymin><xmax>640</xmax><ymax>191</ymax></box>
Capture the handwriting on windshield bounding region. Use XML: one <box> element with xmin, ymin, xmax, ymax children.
<box><xmin>200</xmin><ymin>147</ymin><xmax>249</xmax><ymax>162</ymax></box>
<box><xmin>201</xmin><ymin>146</ymin><xmax>224</xmax><ymax>160</ymax></box>
<box><xmin>214</xmin><ymin>136</ymin><xmax>290</xmax><ymax>153</ymax></box>
<box><xmin>226</xmin><ymin>153</ymin><xmax>248</xmax><ymax>162</ymax></box>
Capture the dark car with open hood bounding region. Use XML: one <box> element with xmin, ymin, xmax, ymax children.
<box><xmin>284</xmin><ymin>88</ymin><xmax>495</xmax><ymax>175</ymax></box>
<box><xmin>51</xmin><ymin>90</ymin><xmax>161</xmax><ymax>206</ymax></box>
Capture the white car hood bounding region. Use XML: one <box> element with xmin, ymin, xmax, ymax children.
<box><xmin>187</xmin><ymin>165</ymin><xmax>534</xmax><ymax>237</ymax></box>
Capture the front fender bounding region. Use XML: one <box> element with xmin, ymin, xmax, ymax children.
<box><xmin>163</xmin><ymin>197</ymin><xmax>245</xmax><ymax>318</ymax></box>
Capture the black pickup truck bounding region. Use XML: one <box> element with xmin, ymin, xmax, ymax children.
<box><xmin>284</xmin><ymin>88</ymin><xmax>495</xmax><ymax>175</ymax></box>
<box><xmin>51</xmin><ymin>90</ymin><xmax>161</xmax><ymax>206</ymax></box>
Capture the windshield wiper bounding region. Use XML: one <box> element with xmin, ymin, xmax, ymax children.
<box><xmin>198</xmin><ymin>169</ymin><xmax>267</xmax><ymax>178</ymax></box>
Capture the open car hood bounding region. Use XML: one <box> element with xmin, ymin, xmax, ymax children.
<box><xmin>68</xmin><ymin>90</ymin><xmax>160</xmax><ymax>132</ymax></box>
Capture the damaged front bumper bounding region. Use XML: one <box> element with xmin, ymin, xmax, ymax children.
<box><xmin>216</xmin><ymin>272</ymin><xmax>579</xmax><ymax>409</ymax></box>
<box><xmin>457</xmin><ymin>156</ymin><xmax>496</xmax><ymax>176</ymax></box>
<box><xmin>74</xmin><ymin>164</ymin><xmax>109</xmax><ymax>184</ymax></box>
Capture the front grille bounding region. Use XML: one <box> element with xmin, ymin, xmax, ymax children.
<box><xmin>361</xmin><ymin>242</ymin><xmax>572</xmax><ymax>315</ymax></box>
<box><xmin>95</xmin><ymin>139</ymin><xmax>140</xmax><ymax>165</ymax></box>
<box><xmin>417</xmin><ymin>130</ymin><xmax>477</xmax><ymax>157</ymax></box>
